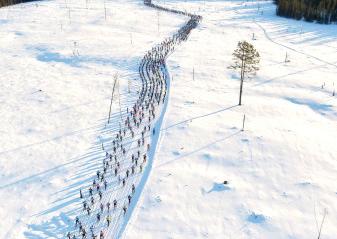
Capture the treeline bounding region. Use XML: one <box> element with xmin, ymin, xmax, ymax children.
<box><xmin>0</xmin><ymin>0</ymin><xmax>37</xmax><ymax>7</ymax></box>
<box><xmin>275</xmin><ymin>0</ymin><xmax>337</xmax><ymax>24</ymax></box>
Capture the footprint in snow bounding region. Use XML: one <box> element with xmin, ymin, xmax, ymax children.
<box><xmin>172</xmin><ymin>151</ymin><xmax>180</xmax><ymax>156</ymax></box>
<box><xmin>204</xmin><ymin>182</ymin><xmax>231</xmax><ymax>194</ymax></box>
<box><xmin>296</xmin><ymin>181</ymin><xmax>318</xmax><ymax>189</ymax></box>
<box><xmin>155</xmin><ymin>196</ymin><xmax>162</xmax><ymax>203</ymax></box>
<box><xmin>298</xmin><ymin>182</ymin><xmax>311</xmax><ymax>186</ymax></box>
<box><xmin>247</xmin><ymin>212</ymin><xmax>266</xmax><ymax>224</ymax></box>
<box><xmin>184</xmin><ymin>100</ymin><xmax>195</xmax><ymax>105</ymax></box>
<box><xmin>202</xmin><ymin>153</ymin><xmax>212</xmax><ymax>161</ymax></box>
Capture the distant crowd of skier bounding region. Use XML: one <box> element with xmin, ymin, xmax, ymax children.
<box><xmin>66</xmin><ymin>1</ymin><xmax>201</xmax><ymax>238</ymax></box>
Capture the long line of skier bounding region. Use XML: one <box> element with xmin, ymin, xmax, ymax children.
<box><xmin>66</xmin><ymin>1</ymin><xmax>201</xmax><ymax>238</ymax></box>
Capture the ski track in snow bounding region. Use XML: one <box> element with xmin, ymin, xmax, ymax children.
<box><xmin>254</xmin><ymin>20</ymin><xmax>337</xmax><ymax>69</ymax></box>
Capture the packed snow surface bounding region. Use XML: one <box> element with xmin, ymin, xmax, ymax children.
<box><xmin>1</xmin><ymin>0</ymin><xmax>337</xmax><ymax>239</ymax></box>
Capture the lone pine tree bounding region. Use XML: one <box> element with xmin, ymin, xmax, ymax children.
<box><xmin>229</xmin><ymin>41</ymin><xmax>260</xmax><ymax>106</ymax></box>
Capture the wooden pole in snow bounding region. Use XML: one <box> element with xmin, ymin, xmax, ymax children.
<box><xmin>242</xmin><ymin>114</ymin><xmax>246</xmax><ymax>131</ymax></box>
<box><xmin>108</xmin><ymin>74</ymin><xmax>118</xmax><ymax>124</ymax></box>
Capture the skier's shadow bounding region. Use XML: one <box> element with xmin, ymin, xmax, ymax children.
<box><xmin>24</xmin><ymin>213</ymin><xmax>73</xmax><ymax>239</ymax></box>
<box><xmin>22</xmin><ymin>111</ymin><xmax>127</xmax><ymax>239</ymax></box>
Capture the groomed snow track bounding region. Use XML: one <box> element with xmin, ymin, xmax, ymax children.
<box><xmin>67</xmin><ymin>1</ymin><xmax>202</xmax><ymax>238</ymax></box>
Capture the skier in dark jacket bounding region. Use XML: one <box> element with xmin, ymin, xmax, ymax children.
<box><xmin>132</xmin><ymin>184</ymin><xmax>135</xmax><ymax>194</ymax></box>
<box><xmin>75</xmin><ymin>216</ymin><xmax>80</xmax><ymax>227</ymax></box>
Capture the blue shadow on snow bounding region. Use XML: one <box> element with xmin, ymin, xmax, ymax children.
<box><xmin>247</xmin><ymin>212</ymin><xmax>266</xmax><ymax>224</ymax></box>
<box><xmin>34</xmin><ymin>46</ymin><xmax>137</xmax><ymax>70</ymax></box>
<box><xmin>285</xmin><ymin>97</ymin><xmax>335</xmax><ymax>116</ymax></box>
<box><xmin>207</xmin><ymin>182</ymin><xmax>231</xmax><ymax>193</ymax></box>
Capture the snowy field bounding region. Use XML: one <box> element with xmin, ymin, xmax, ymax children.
<box><xmin>0</xmin><ymin>0</ymin><xmax>185</xmax><ymax>238</ymax></box>
<box><xmin>1</xmin><ymin>0</ymin><xmax>337</xmax><ymax>239</ymax></box>
<box><xmin>124</xmin><ymin>0</ymin><xmax>337</xmax><ymax>239</ymax></box>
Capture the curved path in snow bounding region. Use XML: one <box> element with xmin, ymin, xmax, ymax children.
<box><xmin>67</xmin><ymin>1</ymin><xmax>202</xmax><ymax>239</ymax></box>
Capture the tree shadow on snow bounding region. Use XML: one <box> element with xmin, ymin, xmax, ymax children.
<box><xmin>31</xmin><ymin>46</ymin><xmax>139</xmax><ymax>70</ymax></box>
<box><xmin>285</xmin><ymin>97</ymin><xmax>337</xmax><ymax>118</ymax></box>
<box><xmin>22</xmin><ymin>90</ymin><xmax>139</xmax><ymax>238</ymax></box>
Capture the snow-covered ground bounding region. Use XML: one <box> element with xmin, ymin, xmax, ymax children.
<box><xmin>1</xmin><ymin>0</ymin><xmax>337</xmax><ymax>238</ymax></box>
<box><xmin>0</xmin><ymin>0</ymin><xmax>186</xmax><ymax>238</ymax></box>
<box><xmin>124</xmin><ymin>1</ymin><xmax>337</xmax><ymax>239</ymax></box>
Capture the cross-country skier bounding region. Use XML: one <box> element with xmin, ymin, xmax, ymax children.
<box><xmin>83</xmin><ymin>201</ymin><xmax>87</xmax><ymax>211</ymax></box>
<box><xmin>104</xmin><ymin>180</ymin><xmax>107</xmax><ymax>190</ymax></box>
<box><xmin>81</xmin><ymin>229</ymin><xmax>86</xmax><ymax>239</ymax></box>
<box><xmin>75</xmin><ymin>216</ymin><xmax>80</xmax><ymax>227</ymax></box>
<box><xmin>106</xmin><ymin>215</ymin><xmax>111</xmax><ymax>227</ymax></box>
<box><xmin>113</xmin><ymin>199</ymin><xmax>117</xmax><ymax>209</ymax></box>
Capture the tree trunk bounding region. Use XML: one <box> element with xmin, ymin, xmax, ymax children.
<box><xmin>239</xmin><ymin>75</ymin><xmax>243</xmax><ymax>105</ymax></box>
<box><xmin>239</xmin><ymin>56</ymin><xmax>245</xmax><ymax>106</ymax></box>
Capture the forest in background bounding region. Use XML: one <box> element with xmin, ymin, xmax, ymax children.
<box><xmin>275</xmin><ymin>0</ymin><xmax>337</xmax><ymax>24</ymax></box>
<box><xmin>0</xmin><ymin>0</ymin><xmax>36</xmax><ymax>7</ymax></box>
